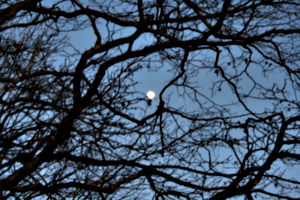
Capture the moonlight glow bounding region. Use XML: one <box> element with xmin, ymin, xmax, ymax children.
<box><xmin>146</xmin><ymin>91</ymin><xmax>155</xmax><ymax>99</ymax></box>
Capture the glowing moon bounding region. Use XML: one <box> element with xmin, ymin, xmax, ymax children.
<box><xmin>146</xmin><ymin>91</ymin><xmax>155</xmax><ymax>99</ymax></box>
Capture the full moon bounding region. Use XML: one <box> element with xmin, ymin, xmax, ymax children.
<box><xmin>146</xmin><ymin>91</ymin><xmax>155</xmax><ymax>99</ymax></box>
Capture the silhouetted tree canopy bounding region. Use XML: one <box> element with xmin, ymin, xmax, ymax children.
<box><xmin>0</xmin><ymin>0</ymin><xmax>300</xmax><ymax>199</ymax></box>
